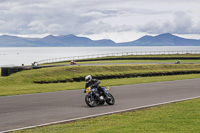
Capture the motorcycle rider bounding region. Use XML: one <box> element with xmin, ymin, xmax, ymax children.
<box><xmin>84</xmin><ymin>75</ymin><xmax>110</xmax><ymax>99</ymax></box>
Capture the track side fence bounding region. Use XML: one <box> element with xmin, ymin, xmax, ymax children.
<box><xmin>37</xmin><ymin>51</ymin><xmax>200</xmax><ymax>65</ymax></box>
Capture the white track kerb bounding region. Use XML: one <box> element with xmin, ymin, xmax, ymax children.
<box><xmin>1</xmin><ymin>96</ymin><xmax>200</xmax><ymax>133</ymax></box>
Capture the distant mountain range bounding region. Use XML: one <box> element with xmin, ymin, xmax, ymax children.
<box><xmin>119</xmin><ymin>33</ymin><xmax>200</xmax><ymax>46</ymax></box>
<box><xmin>0</xmin><ymin>33</ymin><xmax>200</xmax><ymax>47</ymax></box>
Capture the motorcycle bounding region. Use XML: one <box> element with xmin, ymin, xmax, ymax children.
<box><xmin>70</xmin><ymin>60</ymin><xmax>77</xmax><ymax>65</ymax></box>
<box><xmin>85</xmin><ymin>86</ymin><xmax>115</xmax><ymax>107</ymax></box>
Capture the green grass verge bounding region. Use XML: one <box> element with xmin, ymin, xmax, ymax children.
<box><xmin>0</xmin><ymin>74</ymin><xmax>200</xmax><ymax>96</ymax></box>
<box><xmin>14</xmin><ymin>98</ymin><xmax>200</xmax><ymax>133</ymax></box>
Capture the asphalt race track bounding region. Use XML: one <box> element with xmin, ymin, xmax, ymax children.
<box><xmin>0</xmin><ymin>79</ymin><xmax>200</xmax><ymax>132</ymax></box>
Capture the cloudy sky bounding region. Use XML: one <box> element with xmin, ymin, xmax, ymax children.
<box><xmin>0</xmin><ymin>0</ymin><xmax>200</xmax><ymax>42</ymax></box>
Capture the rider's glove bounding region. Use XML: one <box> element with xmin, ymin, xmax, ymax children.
<box><xmin>84</xmin><ymin>90</ymin><xmax>86</xmax><ymax>93</ymax></box>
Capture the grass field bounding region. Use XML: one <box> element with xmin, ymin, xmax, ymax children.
<box><xmin>14</xmin><ymin>97</ymin><xmax>200</xmax><ymax>133</ymax></box>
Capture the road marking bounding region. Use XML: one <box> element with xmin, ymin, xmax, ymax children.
<box><xmin>1</xmin><ymin>95</ymin><xmax>200</xmax><ymax>133</ymax></box>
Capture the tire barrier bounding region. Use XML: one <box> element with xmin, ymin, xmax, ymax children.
<box><xmin>1</xmin><ymin>67</ymin><xmax>32</xmax><ymax>76</ymax></box>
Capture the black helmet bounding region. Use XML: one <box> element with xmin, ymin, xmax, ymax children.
<box><xmin>85</xmin><ymin>75</ymin><xmax>92</xmax><ymax>83</ymax></box>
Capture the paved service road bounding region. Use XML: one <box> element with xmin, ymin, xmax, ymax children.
<box><xmin>0</xmin><ymin>79</ymin><xmax>200</xmax><ymax>132</ymax></box>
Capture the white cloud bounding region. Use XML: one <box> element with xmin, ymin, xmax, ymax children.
<box><xmin>136</xmin><ymin>11</ymin><xmax>200</xmax><ymax>35</ymax></box>
<box><xmin>0</xmin><ymin>0</ymin><xmax>200</xmax><ymax>42</ymax></box>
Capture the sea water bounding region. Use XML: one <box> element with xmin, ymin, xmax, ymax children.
<box><xmin>0</xmin><ymin>46</ymin><xmax>200</xmax><ymax>66</ymax></box>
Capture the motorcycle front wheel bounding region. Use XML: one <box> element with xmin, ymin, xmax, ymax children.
<box><xmin>85</xmin><ymin>95</ymin><xmax>97</xmax><ymax>107</ymax></box>
<box><xmin>106</xmin><ymin>93</ymin><xmax>115</xmax><ymax>105</ymax></box>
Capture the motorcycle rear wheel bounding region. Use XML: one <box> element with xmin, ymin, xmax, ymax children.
<box><xmin>85</xmin><ymin>95</ymin><xmax>97</xmax><ymax>107</ymax></box>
